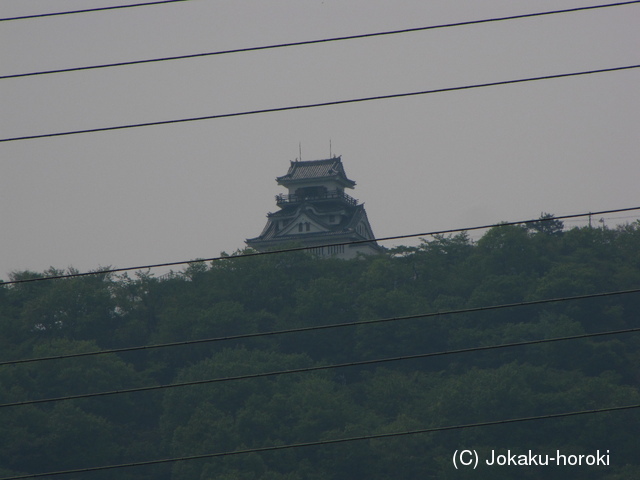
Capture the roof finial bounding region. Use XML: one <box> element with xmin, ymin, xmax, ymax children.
<box><xmin>329</xmin><ymin>139</ymin><xmax>332</xmax><ymax>158</ymax></box>
<box><xmin>299</xmin><ymin>142</ymin><xmax>302</xmax><ymax>162</ymax></box>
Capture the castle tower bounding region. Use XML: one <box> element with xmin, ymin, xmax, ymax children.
<box><xmin>246</xmin><ymin>157</ymin><xmax>381</xmax><ymax>258</ymax></box>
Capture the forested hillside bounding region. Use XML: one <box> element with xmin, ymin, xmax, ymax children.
<box><xmin>1</xmin><ymin>220</ymin><xmax>639</xmax><ymax>479</ymax></box>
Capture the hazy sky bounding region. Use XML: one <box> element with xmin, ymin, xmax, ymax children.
<box><xmin>1</xmin><ymin>0</ymin><xmax>639</xmax><ymax>280</ymax></box>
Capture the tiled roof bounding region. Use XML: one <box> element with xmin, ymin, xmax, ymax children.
<box><xmin>276</xmin><ymin>157</ymin><xmax>355</xmax><ymax>186</ymax></box>
<box><xmin>247</xmin><ymin>204</ymin><xmax>374</xmax><ymax>244</ymax></box>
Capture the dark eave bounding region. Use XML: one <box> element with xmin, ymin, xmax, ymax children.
<box><xmin>276</xmin><ymin>157</ymin><xmax>356</xmax><ymax>188</ymax></box>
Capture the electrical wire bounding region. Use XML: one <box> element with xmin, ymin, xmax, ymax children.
<box><xmin>2</xmin><ymin>206</ymin><xmax>639</xmax><ymax>286</ymax></box>
<box><xmin>2</xmin><ymin>326</ymin><xmax>638</xmax><ymax>409</ymax></box>
<box><xmin>2</xmin><ymin>287</ymin><xmax>638</xmax><ymax>367</ymax></box>
<box><xmin>2</xmin><ymin>64</ymin><xmax>638</xmax><ymax>143</ymax></box>
<box><xmin>0</xmin><ymin>1</ymin><xmax>191</xmax><ymax>22</ymax></box>
<box><xmin>1</xmin><ymin>403</ymin><xmax>637</xmax><ymax>480</ymax></box>
<box><xmin>3</xmin><ymin>1</ymin><xmax>639</xmax><ymax>79</ymax></box>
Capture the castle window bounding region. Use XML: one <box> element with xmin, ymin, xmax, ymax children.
<box><xmin>306</xmin><ymin>222</ymin><xmax>311</xmax><ymax>232</ymax></box>
<box><xmin>298</xmin><ymin>223</ymin><xmax>303</xmax><ymax>232</ymax></box>
<box><xmin>328</xmin><ymin>244</ymin><xmax>344</xmax><ymax>255</ymax></box>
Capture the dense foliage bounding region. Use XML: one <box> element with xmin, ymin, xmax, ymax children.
<box><xmin>1</xmin><ymin>219</ymin><xmax>640</xmax><ymax>479</ymax></box>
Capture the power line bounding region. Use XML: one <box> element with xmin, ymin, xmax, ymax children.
<box><xmin>2</xmin><ymin>205</ymin><xmax>639</xmax><ymax>286</ymax></box>
<box><xmin>2</xmin><ymin>403</ymin><xmax>638</xmax><ymax>480</ymax></box>
<box><xmin>2</xmin><ymin>326</ymin><xmax>638</xmax><ymax>409</ymax></box>
<box><xmin>3</xmin><ymin>1</ymin><xmax>639</xmax><ymax>79</ymax></box>
<box><xmin>2</xmin><ymin>287</ymin><xmax>639</xmax><ymax>367</ymax></box>
<box><xmin>2</xmin><ymin>64</ymin><xmax>638</xmax><ymax>143</ymax></box>
<box><xmin>0</xmin><ymin>1</ymin><xmax>191</xmax><ymax>22</ymax></box>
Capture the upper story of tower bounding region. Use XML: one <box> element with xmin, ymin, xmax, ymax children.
<box><xmin>274</xmin><ymin>157</ymin><xmax>358</xmax><ymax>207</ymax></box>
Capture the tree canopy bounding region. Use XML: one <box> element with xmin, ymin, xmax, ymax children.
<box><xmin>1</xmin><ymin>219</ymin><xmax>639</xmax><ymax>479</ymax></box>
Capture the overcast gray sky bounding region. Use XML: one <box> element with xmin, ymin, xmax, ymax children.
<box><xmin>1</xmin><ymin>0</ymin><xmax>639</xmax><ymax>280</ymax></box>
